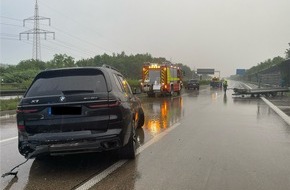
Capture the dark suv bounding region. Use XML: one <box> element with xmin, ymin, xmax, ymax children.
<box><xmin>17</xmin><ymin>65</ymin><xmax>144</xmax><ymax>159</ymax></box>
<box><xmin>186</xmin><ymin>79</ymin><xmax>199</xmax><ymax>90</ymax></box>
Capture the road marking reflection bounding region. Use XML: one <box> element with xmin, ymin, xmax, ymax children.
<box><xmin>76</xmin><ymin>122</ymin><xmax>181</xmax><ymax>190</ymax></box>
<box><xmin>0</xmin><ymin>136</ymin><xmax>17</xmax><ymax>143</ymax></box>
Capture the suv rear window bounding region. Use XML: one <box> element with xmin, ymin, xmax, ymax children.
<box><xmin>25</xmin><ymin>69</ymin><xmax>107</xmax><ymax>97</ymax></box>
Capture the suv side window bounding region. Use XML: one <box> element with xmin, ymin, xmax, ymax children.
<box><xmin>113</xmin><ymin>74</ymin><xmax>124</xmax><ymax>92</ymax></box>
<box><xmin>123</xmin><ymin>79</ymin><xmax>133</xmax><ymax>95</ymax></box>
<box><xmin>115</xmin><ymin>74</ymin><xmax>132</xmax><ymax>95</ymax></box>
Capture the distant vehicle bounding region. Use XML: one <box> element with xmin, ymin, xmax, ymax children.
<box><xmin>17</xmin><ymin>65</ymin><xmax>144</xmax><ymax>160</ymax></box>
<box><xmin>210</xmin><ymin>77</ymin><xmax>222</xmax><ymax>88</ymax></box>
<box><xmin>186</xmin><ymin>79</ymin><xmax>200</xmax><ymax>90</ymax></box>
<box><xmin>141</xmin><ymin>62</ymin><xmax>183</xmax><ymax>97</ymax></box>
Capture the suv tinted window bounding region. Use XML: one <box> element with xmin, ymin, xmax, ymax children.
<box><xmin>25</xmin><ymin>69</ymin><xmax>107</xmax><ymax>97</ymax></box>
<box><xmin>113</xmin><ymin>74</ymin><xmax>124</xmax><ymax>92</ymax></box>
<box><xmin>115</xmin><ymin>75</ymin><xmax>132</xmax><ymax>95</ymax></box>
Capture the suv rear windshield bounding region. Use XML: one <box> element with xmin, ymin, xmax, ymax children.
<box><xmin>25</xmin><ymin>69</ymin><xmax>107</xmax><ymax>97</ymax></box>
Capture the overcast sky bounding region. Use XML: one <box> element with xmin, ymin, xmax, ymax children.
<box><xmin>1</xmin><ymin>0</ymin><xmax>290</xmax><ymax>77</ymax></box>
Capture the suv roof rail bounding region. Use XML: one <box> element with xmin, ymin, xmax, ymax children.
<box><xmin>102</xmin><ymin>64</ymin><xmax>119</xmax><ymax>72</ymax></box>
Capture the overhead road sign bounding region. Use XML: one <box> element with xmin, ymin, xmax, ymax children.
<box><xmin>236</xmin><ymin>69</ymin><xmax>246</xmax><ymax>76</ymax></box>
<box><xmin>196</xmin><ymin>69</ymin><xmax>215</xmax><ymax>75</ymax></box>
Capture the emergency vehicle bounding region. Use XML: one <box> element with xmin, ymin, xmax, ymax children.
<box><xmin>141</xmin><ymin>62</ymin><xmax>183</xmax><ymax>96</ymax></box>
<box><xmin>210</xmin><ymin>77</ymin><xmax>222</xmax><ymax>88</ymax></box>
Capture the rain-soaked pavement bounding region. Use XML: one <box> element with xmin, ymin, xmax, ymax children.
<box><xmin>1</xmin><ymin>81</ymin><xmax>290</xmax><ymax>190</ymax></box>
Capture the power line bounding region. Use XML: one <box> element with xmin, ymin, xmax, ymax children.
<box><xmin>20</xmin><ymin>39</ymin><xmax>70</xmax><ymax>58</ymax></box>
<box><xmin>0</xmin><ymin>23</ymin><xmax>26</xmax><ymax>28</ymax></box>
<box><xmin>0</xmin><ymin>16</ymin><xmax>22</xmax><ymax>21</ymax></box>
<box><xmin>1</xmin><ymin>32</ymin><xmax>95</xmax><ymax>58</ymax></box>
<box><xmin>2</xmin><ymin>11</ymin><xmax>133</xmax><ymax>60</ymax></box>
<box><xmin>19</xmin><ymin>0</ymin><xmax>55</xmax><ymax>61</ymax></box>
<box><xmin>55</xmin><ymin>39</ymin><xmax>97</xmax><ymax>55</ymax></box>
<box><xmin>46</xmin><ymin>40</ymin><xmax>93</xmax><ymax>57</ymax></box>
<box><xmin>39</xmin><ymin>0</ymin><xmax>134</xmax><ymax>53</ymax></box>
<box><xmin>22</xmin><ymin>39</ymin><xmax>93</xmax><ymax>60</ymax></box>
<box><xmin>0</xmin><ymin>33</ymin><xmax>19</xmax><ymax>37</ymax></box>
<box><xmin>49</xmin><ymin>25</ymin><xmax>113</xmax><ymax>53</ymax></box>
<box><xmin>0</xmin><ymin>37</ymin><xmax>19</xmax><ymax>41</ymax></box>
<box><xmin>0</xmin><ymin>16</ymin><xmax>50</xmax><ymax>27</ymax></box>
<box><xmin>2</xmin><ymin>15</ymin><xmax>112</xmax><ymax>55</ymax></box>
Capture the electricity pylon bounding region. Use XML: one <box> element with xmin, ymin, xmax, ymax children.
<box><xmin>19</xmin><ymin>0</ymin><xmax>55</xmax><ymax>61</ymax></box>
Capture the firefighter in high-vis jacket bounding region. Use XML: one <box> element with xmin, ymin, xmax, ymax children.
<box><xmin>223</xmin><ymin>80</ymin><xmax>228</xmax><ymax>93</ymax></box>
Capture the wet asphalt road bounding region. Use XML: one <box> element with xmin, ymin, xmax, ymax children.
<box><xmin>1</xmin><ymin>81</ymin><xmax>290</xmax><ymax>190</ymax></box>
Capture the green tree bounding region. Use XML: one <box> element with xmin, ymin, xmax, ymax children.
<box><xmin>47</xmin><ymin>54</ymin><xmax>75</xmax><ymax>68</ymax></box>
<box><xmin>272</xmin><ymin>56</ymin><xmax>285</xmax><ymax>65</ymax></box>
<box><xmin>1</xmin><ymin>52</ymin><xmax>196</xmax><ymax>86</ymax></box>
<box><xmin>16</xmin><ymin>59</ymin><xmax>46</xmax><ymax>71</ymax></box>
<box><xmin>178</xmin><ymin>64</ymin><xmax>192</xmax><ymax>80</ymax></box>
<box><xmin>286</xmin><ymin>47</ymin><xmax>290</xmax><ymax>59</ymax></box>
<box><xmin>246</xmin><ymin>56</ymin><xmax>285</xmax><ymax>75</ymax></box>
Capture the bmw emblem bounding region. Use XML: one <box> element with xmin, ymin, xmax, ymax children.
<box><xmin>60</xmin><ymin>96</ymin><xmax>66</xmax><ymax>102</ymax></box>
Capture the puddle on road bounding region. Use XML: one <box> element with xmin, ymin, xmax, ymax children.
<box><xmin>141</xmin><ymin>96</ymin><xmax>184</xmax><ymax>137</ymax></box>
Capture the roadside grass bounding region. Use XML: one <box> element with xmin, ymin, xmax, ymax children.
<box><xmin>199</xmin><ymin>80</ymin><xmax>211</xmax><ymax>85</ymax></box>
<box><xmin>0</xmin><ymin>98</ymin><xmax>20</xmax><ymax>111</ymax></box>
<box><xmin>1</xmin><ymin>83</ymin><xmax>25</xmax><ymax>90</ymax></box>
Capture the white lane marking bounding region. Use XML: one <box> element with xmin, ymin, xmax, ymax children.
<box><xmin>261</xmin><ymin>97</ymin><xmax>290</xmax><ymax>125</ymax></box>
<box><xmin>0</xmin><ymin>136</ymin><xmax>18</xmax><ymax>143</ymax></box>
<box><xmin>241</xmin><ymin>81</ymin><xmax>290</xmax><ymax>125</ymax></box>
<box><xmin>0</xmin><ymin>114</ymin><xmax>16</xmax><ymax>119</ymax></box>
<box><xmin>243</xmin><ymin>83</ymin><xmax>252</xmax><ymax>89</ymax></box>
<box><xmin>75</xmin><ymin>160</ymin><xmax>127</xmax><ymax>190</ymax></box>
<box><xmin>136</xmin><ymin>122</ymin><xmax>180</xmax><ymax>154</ymax></box>
<box><xmin>76</xmin><ymin>122</ymin><xmax>181</xmax><ymax>190</ymax></box>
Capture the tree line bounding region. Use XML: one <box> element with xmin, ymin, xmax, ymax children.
<box><xmin>2</xmin><ymin>45</ymin><xmax>289</xmax><ymax>89</ymax></box>
<box><xmin>245</xmin><ymin>56</ymin><xmax>285</xmax><ymax>75</ymax></box>
<box><xmin>232</xmin><ymin>43</ymin><xmax>290</xmax><ymax>79</ymax></box>
<box><xmin>0</xmin><ymin>52</ymin><xmax>193</xmax><ymax>89</ymax></box>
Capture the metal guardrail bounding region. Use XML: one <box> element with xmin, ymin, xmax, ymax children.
<box><xmin>0</xmin><ymin>90</ymin><xmax>26</xmax><ymax>96</ymax></box>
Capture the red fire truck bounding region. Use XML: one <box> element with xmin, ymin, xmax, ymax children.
<box><xmin>141</xmin><ymin>62</ymin><xmax>183</xmax><ymax>97</ymax></box>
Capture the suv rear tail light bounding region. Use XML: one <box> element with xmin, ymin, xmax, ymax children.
<box><xmin>17</xmin><ymin>125</ymin><xmax>25</xmax><ymax>132</ymax></box>
<box><xmin>17</xmin><ymin>109</ymin><xmax>39</xmax><ymax>113</ymax></box>
<box><xmin>88</xmin><ymin>100</ymin><xmax>121</xmax><ymax>108</ymax></box>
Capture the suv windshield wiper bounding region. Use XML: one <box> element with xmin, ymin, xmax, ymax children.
<box><xmin>62</xmin><ymin>90</ymin><xmax>94</xmax><ymax>95</ymax></box>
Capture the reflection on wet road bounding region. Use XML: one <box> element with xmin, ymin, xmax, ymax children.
<box><xmin>142</xmin><ymin>96</ymin><xmax>184</xmax><ymax>136</ymax></box>
<box><xmin>1</xmin><ymin>83</ymin><xmax>290</xmax><ymax>190</ymax></box>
